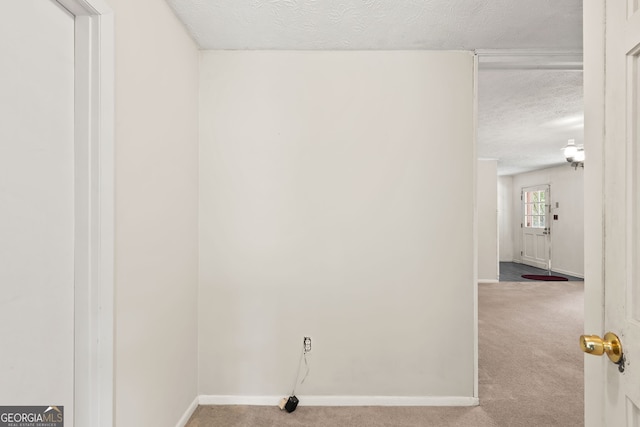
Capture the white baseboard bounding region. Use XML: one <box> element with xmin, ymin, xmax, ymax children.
<box><xmin>551</xmin><ymin>267</ymin><xmax>584</xmax><ymax>279</ymax></box>
<box><xmin>505</xmin><ymin>260</ymin><xmax>584</xmax><ymax>279</ymax></box>
<box><xmin>199</xmin><ymin>395</ymin><xmax>282</xmax><ymax>406</ymax></box>
<box><xmin>478</xmin><ymin>279</ymin><xmax>499</xmax><ymax>284</ymax></box>
<box><xmin>198</xmin><ymin>395</ymin><xmax>479</xmax><ymax>407</ymax></box>
<box><xmin>175</xmin><ymin>396</ymin><xmax>199</xmax><ymax>427</ymax></box>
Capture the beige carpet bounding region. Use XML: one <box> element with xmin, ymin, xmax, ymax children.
<box><xmin>186</xmin><ymin>281</ymin><xmax>584</xmax><ymax>426</ymax></box>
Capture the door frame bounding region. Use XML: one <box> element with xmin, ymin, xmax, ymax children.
<box><xmin>583</xmin><ymin>0</ymin><xmax>606</xmax><ymax>425</ymax></box>
<box><xmin>55</xmin><ymin>0</ymin><xmax>114</xmax><ymax>425</ymax></box>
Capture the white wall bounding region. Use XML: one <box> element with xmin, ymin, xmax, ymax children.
<box><xmin>477</xmin><ymin>160</ymin><xmax>498</xmax><ymax>282</ymax></box>
<box><xmin>105</xmin><ymin>0</ymin><xmax>200</xmax><ymax>425</ymax></box>
<box><xmin>498</xmin><ymin>176</ymin><xmax>514</xmax><ymax>262</ymax></box>
<box><xmin>0</xmin><ymin>1</ymin><xmax>75</xmax><ymax>422</ymax></box>
<box><xmin>511</xmin><ymin>165</ymin><xmax>584</xmax><ymax>277</ymax></box>
<box><xmin>199</xmin><ymin>51</ymin><xmax>476</xmax><ymax>399</ymax></box>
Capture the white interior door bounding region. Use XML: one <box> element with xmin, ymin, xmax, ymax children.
<box><xmin>584</xmin><ymin>1</ymin><xmax>640</xmax><ymax>425</ymax></box>
<box><xmin>521</xmin><ymin>185</ymin><xmax>551</xmax><ymax>270</ymax></box>
<box><xmin>602</xmin><ymin>0</ymin><xmax>640</xmax><ymax>424</ymax></box>
<box><xmin>0</xmin><ymin>0</ymin><xmax>75</xmax><ymax>423</ymax></box>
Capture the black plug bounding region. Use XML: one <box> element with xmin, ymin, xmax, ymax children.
<box><xmin>284</xmin><ymin>395</ymin><xmax>299</xmax><ymax>413</ymax></box>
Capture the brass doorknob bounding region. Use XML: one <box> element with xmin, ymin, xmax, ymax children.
<box><xmin>579</xmin><ymin>332</ymin><xmax>623</xmax><ymax>363</ymax></box>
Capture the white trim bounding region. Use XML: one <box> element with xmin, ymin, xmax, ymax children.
<box><xmin>198</xmin><ymin>395</ymin><xmax>479</xmax><ymax>407</ymax></box>
<box><xmin>96</xmin><ymin>12</ymin><xmax>115</xmax><ymax>425</ymax></box>
<box><xmin>57</xmin><ymin>0</ymin><xmax>110</xmax><ymax>15</ymax></box>
<box><xmin>472</xmin><ymin>53</ymin><xmax>479</xmax><ymax>401</ymax></box>
<box><xmin>478</xmin><ymin>279</ymin><xmax>499</xmax><ymax>284</ymax></box>
<box><xmin>176</xmin><ymin>397</ymin><xmax>199</xmax><ymax>427</ymax></box>
<box><xmin>475</xmin><ymin>49</ymin><xmax>583</xmax><ymax>70</ymax></box>
<box><xmin>500</xmin><ymin>261</ymin><xmax>583</xmax><ymax>279</ymax></box>
<box><xmin>551</xmin><ymin>267</ymin><xmax>584</xmax><ymax>279</ymax></box>
<box><xmin>200</xmin><ymin>395</ymin><xmax>282</xmax><ymax>406</ymax></box>
<box><xmin>583</xmin><ymin>1</ymin><xmax>606</xmax><ymax>426</ymax></box>
<box><xmin>64</xmin><ymin>0</ymin><xmax>114</xmax><ymax>425</ymax></box>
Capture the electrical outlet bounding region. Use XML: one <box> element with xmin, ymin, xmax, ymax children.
<box><xmin>303</xmin><ymin>336</ymin><xmax>311</xmax><ymax>353</ymax></box>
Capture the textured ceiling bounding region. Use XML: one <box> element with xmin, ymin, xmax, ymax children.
<box><xmin>165</xmin><ymin>0</ymin><xmax>584</xmax><ymax>175</ymax></box>
<box><xmin>166</xmin><ymin>0</ymin><xmax>582</xmax><ymax>51</ymax></box>
<box><xmin>478</xmin><ymin>69</ymin><xmax>583</xmax><ymax>176</ymax></box>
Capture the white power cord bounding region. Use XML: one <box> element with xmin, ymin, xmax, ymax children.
<box><xmin>291</xmin><ymin>339</ymin><xmax>311</xmax><ymax>395</ymax></box>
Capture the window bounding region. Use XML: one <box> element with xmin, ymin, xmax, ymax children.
<box><xmin>524</xmin><ymin>190</ymin><xmax>546</xmax><ymax>228</ymax></box>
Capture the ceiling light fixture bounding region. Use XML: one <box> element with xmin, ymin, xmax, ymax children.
<box><xmin>563</xmin><ymin>139</ymin><xmax>584</xmax><ymax>169</ymax></box>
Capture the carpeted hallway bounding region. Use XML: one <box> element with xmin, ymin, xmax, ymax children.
<box><xmin>186</xmin><ymin>281</ymin><xmax>584</xmax><ymax>426</ymax></box>
<box><xmin>476</xmin><ymin>281</ymin><xmax>584</xmax><ymax>426</ymax></box>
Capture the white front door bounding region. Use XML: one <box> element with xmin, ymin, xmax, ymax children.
<box><xmin>584</xmin><ymin>1</ymin><xmax>640</xmax><ymax>426</ymax></box>
<box><xmin>521</xmin><ymin>185</ymin><xmax>551</xmax><ymax>270</ymax></box>
<box><xmin>0</xmin><ymin>0</ymin><xmax>75</xmax><ymax>422</ymax></box>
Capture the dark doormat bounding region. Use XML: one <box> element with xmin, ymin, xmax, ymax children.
<box><xmin>521</xmin><ymin>274</ymin><xmax>569</xmax><ymax>281</ymax></box>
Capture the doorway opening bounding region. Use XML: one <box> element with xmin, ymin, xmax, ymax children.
<box><xmin>476</xmin><ymin>51</ymin><xmax>585</xmax><ymax>425</ymax></box>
